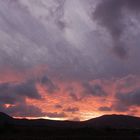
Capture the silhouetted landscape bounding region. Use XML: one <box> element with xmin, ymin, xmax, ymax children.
<box><xmin>0</xmin><ymin>112</ymin><xmax>140</xmax><ymax>140</ymax></box>
<box><xmin>1</xmin><ymin>0</ymin><xmax>140</xmax><ymax>139</ymax></box>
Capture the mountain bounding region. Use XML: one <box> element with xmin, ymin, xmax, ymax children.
<box><xmin>85</xmin><ymin>114</ymin><xmax>140</xmax><ymax>129</ymax></box>
<box><xmin>0</xmin><ymin>112</ymin><xmax>12</xmax><ymax>119</ymax></box>
<box><xmin>0</xmin><ymin>112</ymin><xmax>13</xmax><ymax>125</ymax></box>
<box><xmin>0</xmin><ymin>112</ymin><xmax>81</xmax><ymax>128</ymax></box>
<box><xmin>0</xmin><ymin>112</ymin><xmax>140</xmax><ymax>129</ymax></box>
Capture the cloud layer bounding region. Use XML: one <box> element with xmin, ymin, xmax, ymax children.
<box><xmin>0</xmin><ymin>0</ymin><xmax>140</xmax><ymax>120</ymax></box>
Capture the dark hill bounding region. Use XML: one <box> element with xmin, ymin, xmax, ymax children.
<box><xmin>85</xmin><ymin>114</ymin><xmax>140</xmax><ymax>129</ymax></box>
<box><xmin>0</xmin><ymin>112</ymin><xmax>13</xmax><ymax>119</ymax></box>
<box><xmin>0</xmin><ymin>112</ymin><xmax>13</xmax><ymax>125</ymax></box>
<box><xmin>0</xmin><ymin>112</ymin><xmax>140</xmax><ymax>129</ymax></box>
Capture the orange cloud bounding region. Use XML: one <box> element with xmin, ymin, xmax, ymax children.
<box><xmin>1</xmin><ymin>69</ymin><xmax>140</xmax><ymax>121</ymax></box>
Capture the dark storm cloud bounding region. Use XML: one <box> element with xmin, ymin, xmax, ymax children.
<box><xmin>15</xmin><ymin>80</ymin><xmax>41</xmax><ymax>99</ymax></box>
<box><xmin>40</xmin><ymin>76</ymin><xmax>58</xmax><ymax>93</ymax></box>
<box><xmin>0</xmin><ymin>94</ymin><xmax>22</xmax><ymax>104</ymax></box>
<box><xmin>0</xmin><ymin>102</ymin><xmax>7</xmax><ymax>110</ymax></box>
<box><xmin>66</xmin><ymin>87</ymin><xmax>79</xmax><ymax>101</ymax></box>
<box><xmin>0</xmin><ymin>0</ymin><xmax>98</xmax><ymax>81</ymax></box>
<box><xmin>4</xmin><ymin>104</ymin><xmax>46</xmax><ymax>117</ymax></box>
<box><xmin>54</xmin><ymin>104</ymin><xmax>63</xmax><ymax>109</ymax></box>
<box><xmin>1</xmin><ymin>0</ymin><xmax>140</xmax><ymax>118</ymax></box>
<box><xmin>111</xmin><ymin>88</ymin><xmax>140</xmax><ymax>112</ymax></box>
<box><xmin>0</xmin><ymin>80</ymin><xmax>45</xmax><ymax>117</ymax></box>
<box><xmin>0</xmin><ymin>80</ymin><xmax>41</xmax><ymax>103</ymax></box>
<box><xmin>0</xmin><ymin>80</ymin><xmax>42</xmax><ymax>117</ymax></box>
<box><xmin>0</xmin><ymin>84</ymin><xmax>21</xmax><ymax>104</ymax></box>
<box><xmin>116</xmin><ymin>89</ymin><xmax>140</xmax><ymax>106</ymax></box>
<box><xmin>83</xmin><ymin>83</ymin><xmax>107</xmax><ymax>97</ymax></box>
<box><xmin>125</xmin><ymin>0</ymin><xmax>140</xmax><ymax>10</ymax></box>
<box><xmin>69</xmin><ymin>92</ymin><xmax>79</xmax><ymax>101</ymax></box>
<box><xmin>0</xmin><ymin>0</ymin><xmax>52</xmax><ymax>70</ymax></box>
<box><xmin>93</xmin><ymin>0</ymin><xmax>140</xmax><ymax>58</ymax></box>
<box><xmin>112</xmin><ymin>103</ymin><xmax>129</xmax><ymax>112</ymax></box>
<box><xmin>64</xmin><ymin>107</ymin><xmax>79</xmax><ymax>113</ymax></box>
<box><xmin>98</xmin><ymin>106</ymin><xmax>112</xmax><ymax>111</ymax></box>
<box><xmin>0</xmin><ymin>0</ymin><xmax>140</xmax><ymax>82</ymax></box>
<box><xmin>46</xmin><ymin>112</ymin><xmax>67</xmax><ymax>118</ymax></box>
<box><xmin>94</xmin><ymin>0</ymin><xmax>125</xmax><ymax>58</ymax></box>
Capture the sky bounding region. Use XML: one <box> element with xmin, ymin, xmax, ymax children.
<box><xmin>0</xmin><ymin>0</ymin><xmax>140</xmax><ymax>121</ymax></box>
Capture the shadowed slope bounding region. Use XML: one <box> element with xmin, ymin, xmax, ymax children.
<box><xmin>0</xmin><ymin>112</ymin><xmax>140</xmax><ymax>129</ymax></box>
<box><xmin>85</xmin><ymin>114</ymin><xmax>140</xmax><ymax>129</ymax></box>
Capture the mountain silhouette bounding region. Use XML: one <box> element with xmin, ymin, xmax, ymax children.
<box><xmin>85</xmin><ymin>114</ymin><xmax>140</xmax><ymax>129</ymax></box>
<box><xmin>0</xmin><ymin>112</ymin><xmax>12</xmax><ymax>119</ymax></box>
<box><xmin>0</xmin><ymin>112</ymin><xmax>13</xmax><ymax>125</ymax></box>
<box><xmin>0</xmin><ymin>112</ymin><xmax>140</xmax><ymax>129</ymax></box>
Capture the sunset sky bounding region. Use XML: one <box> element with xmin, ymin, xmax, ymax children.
<box><xmin>0</xmin><ymin>0</ymin><xmax>140</xmax><ymax>121</ymax></box>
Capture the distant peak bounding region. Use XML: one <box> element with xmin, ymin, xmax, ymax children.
<box><xmin>99</xmin><ymin>114</ymin><xmax>136</xmax><ymax>118</ymax></box>
<box><xmin>0</xmin><ymin>112</ymin><xmax>12</xmax><ymax>119</ymax></box>
<box><xmin>87</xmin><ymin>114</ymin><xmax>140</xmax><ymax>122</ymax></box>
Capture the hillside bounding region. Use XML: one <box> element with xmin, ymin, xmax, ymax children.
<box><xmin>0</xmin><ymin>112</ymin><xmax>140</xmax><ymax>140</ymax></box>
<box><xmin>1</xmin><ymin>112</ymin><xmax>140</xmax><ymax>129</ymax></box>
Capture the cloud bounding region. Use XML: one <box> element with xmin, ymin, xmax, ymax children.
<box><xmin>64</xmin><ymin>107</ymin><xmax>79</xmax><ymax>113</ymax></box>
<box><xmin>0</xmin><ymin>80</ymin><xmax>41</xmax><ymax>104</ymax></box>
<box><xmin>0</xmin><ymin>78</ymin><xmax>46</xmax><ymax>117</ymax></box>
<box><xmin>39</xmin><ymin>75</ymin><xmax>58</xmax><ymax>93</ymax></box>
<box><xmin>125</xmin><ymin>0</ymin><xmax>140</xmax><ymax>10</ymax></box>
<box><xmin>15</xmin><ymin>80</ymin><xmax>41</xmax><ymax>99</ymax></box>
<box><xmin>98</xmin><ymin>106</ymin><xmax>112</xmax><ymax>111</ymax></box>
<box><xmin>111</xmin><ymin>87</ymin><xmax>140</xmax><ymax>112</ymax></box>
<box><xmin>93</xmin><ymin>0</ymin><xmax>140</xmax><ymax>58</ymax></box>
<box><xmin>0</xmin><ymin>0</ymin><xmax>140</xmax><ymax>119</ymax></box>
<box><xmin>0</xmin><ymin>0</ymin><xmax>140</xmax><ymax>82</ymax></box>
<box><xmin>66</xmin><ymin>87</ymin><xmax>80</xmax><ymax>101</ymax></box>
<box><xmin>54</xmin><ymin>104</ymin><xmax>63</xmax><ymax>109</ymax></box>
<box><xmin>83</xmin><ymin>83</ymin><xmax>107</xmax><ymax>97</ymax></box>
<box><xmin>69</xmin><ymin>92</ymin><xmax>79</xmax><ymax>101</ymax></box>
<box><xmin>112</xmin><ymin>102</ymin><xmax>129</xmax><ymax>112</ymax></box>
<box><xmin>4</xmin><ymin>104</ymin><xmax>46</xmax><ymax>117</ymax></box>
<box><xmin>0</xmin><ymin>77</ymin><xmax>47</xmax><ymax>117</ymax></box>
<box><xmin>116</xmin><ymin>89</ymin><xmax>140</xmax><ymax>106</ymax></box>
<box><xmin>46</xmin><ymin>112</ymin><xmax>67</xmax><ymax>118</ymax></box>
<box><xmin>93</xmin><ymin>0</ymin><xmax>126</xmax><ymax>58</ymax></box>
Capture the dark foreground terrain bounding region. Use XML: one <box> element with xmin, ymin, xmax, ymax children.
<box><xmin>0</xmin><ymin>112</ymin><xmax>140</xmax><ymax>140</ymax></box>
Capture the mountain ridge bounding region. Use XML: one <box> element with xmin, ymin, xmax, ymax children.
<box><xmin>1</xmin><ymin>112</ymin><xmax>140</xmax><ymax>129</ymax></box>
